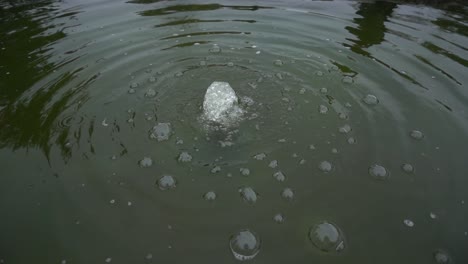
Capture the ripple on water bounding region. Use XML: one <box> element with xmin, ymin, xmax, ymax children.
<box><xmin>229</xmin><ymin>229</ymin><xmax>261</xmax><ymax>261</ymax></box>
<box><xmin>309</xmin><ymin>221</ymin><xmax>345</xmax><ymax>253</ymax></box>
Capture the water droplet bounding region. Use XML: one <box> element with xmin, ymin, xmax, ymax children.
<box><xmin>319</xmin><ymin>105</ymin><xmax>328</xmax><ymax>114</ymax></box>
<box><xmin>239</xmin><ymin>187</ymin><xmax>258</xmax><ymax>204</ymax></box>
<box><xmin>339</xmin><ymin>124</ymin><xmax>351</xmax><ymax>134</ymax></box>
<box><xmin>347</xmin><ymin>137</ymin><xmax>356</xmax><ymax>144</ymax></box>
<box><xmin>342</xmin><ymin>76</ymin><xmax>353</xmax><ymax>84</ymax></box>
<box><xmin>281</xmin><ymin>188</ymin><xmax>294</xmax><ymax>201</ymax></box>
<box><xmin>410</xmin><ymin>130</ymin><xmax>424</xmax><ymax>140</ymax></box>
<box><xmin>240</xmin><ymin>168</ymin><xmax>250</xmax><ymax>176</ymax></box>
<box><xmin>204</xmin><ymin>191</ymin><xmax>216</xmax><ymax>201</ymax></box>
<box><xmin>109</xmin><ymin>199</ymin><xmax>115</xmax><ymax>204</ymax></box>
<box><xmin>178</xmin><ymin>152</ymin><xmax>192</xmax><ymax>162</ymax></box>
<box><xmin>309</xmin><ymin>221</ymin><xmax>345</xmax><ymax>253</ymax></box>
<box><xmin>309</xmin><ymin>144</ymin><xmax>316</xmax><ymax>150</ymax></box>
<box><xmin>145</xmin><ymin>89</ymin><xmax>156</xmax><ymax>98</ymax></box>
<box><xmin>331</xmin><ymin>148</ymin><xmax>338</xmax><ymax>154</ymax></box>
<box><xmin>363</xmin><ymin>94</ymin><xmax>379</xmax><ymax>105</ymax></box>
<box><xmin>253</xmin><ymin>153</ymin><xmax>267</xmax><ymax>160</ymax></box>
<box><xmin>318</xmin><ymin>161</ymin><xmax>333</xmax><ymax>173</ymax></box>
<box><xmin>274</xmin><ymin>60</ymin><xmax>283</xmax><ymax>66</ymax></box>
<box><xmin>128</xmin><ymin>88</ymin><xmax>136</xmax><ymax>94</ymax></box>
<box><xmin>268</xmin><ymin>160</ymin><xmax>278</xmax><ymax>168</ymax></box>
<box><xmin>139</xmin><ymin>157</ymin><xmax>153</xmax><ymax>168</ymax></box>
<box><xmin>229</xmin><ymin>229</ymin><xmax>261</xmax><ymax>261</ymax></box>
<box><xmin>273</xmin><ymin>213</ymin><xmax>285</xmax><ymax>223</ymax></box>
<box><xmin>430</xmin><ymin>212</ymin><xmax>437</xmax><ymax>219</ymax></box>
<box><xmin>255</xmin><ymin>50</ymin><xmax>261</xmax><ymax>55</ymax></box>
<box><xmin>403</xmin><ymin>219</ymin><xmax>414</xmax><ymax>227</ymax></box>
<box><xmin>150</xmin><ymin>123</ymin><xmax>171</xmax><ymax>141</ymax></box>
<box><xmin>369</xmin><ymin>164</ymin><xmax>389</xmax><ymax>180</ymax></box>
<box><xmin>433</xmin><ymin>250</ymin><xmax>451</xmax><ymax>264</ymax></box>
<box><xmin>299</xmin><ymin>159</ymin><xmax>306</xmax><ymax>165</ymax></box>
<box><xmin>273</xmin><ymin>171</ymin><xmax>286</xmax><ymax>182</ymax></box>
<box><xmin>157</xmin><ymin>175</ymin><xmax>176</xmax><ymax>190</ymax></box>
<box><xmin>105</xmin><ymin>257</ymin><xmax>112</xmax><ymax>263</ymax></box>
<box><xmin>401</xmin><ymin>163</ymin><xmax>414</xmax><ymax>173</ymax></box>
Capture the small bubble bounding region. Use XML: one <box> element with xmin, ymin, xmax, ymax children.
<box><xmin>199</xmin><ymin>61</ymin><xmax>206</xmax><ymax>66</ymax></box>
<box><xmin>342</xmin><ymin>76</ymin><xmax>353</xmax><ymax>84</ymax></box>
<box><xmin>363</xmin><ymin>94</ymin><xmax>379</xmax><ymax>105</ymax></box>
<box><xmin>401</xmin><ymin>163</ymin><xmax>414</xmax><ymax>173</ymax></box>
<box><xmin>309</xmin><ymin>221</ymin><xmax>345</xmax><ymax>253</ymax></box>
<box><xmin>320</xmin><ymin>87</ymin><xmax>328</xmax><ymax>94</ymax></box>
<box><xmin>253</xmin><ymin>153</ymin><xmax>267</xmax><ymax>160</ymax></box>
<box><xmin>268</xmin><ymin>160</ymin><xmax>278</xmax><ymax>168</ymax></box>
<box><xmin>128</xmin><ymin>88</ymin><xmax>136</xmax><ymax>94</ymax></box>
<box><xmin>139</xmin><ymin>157</ymin><xmax>153</xmax><ymax>168</ymax></box>
<box><xmin>339</xmin><ymin>124</ymin><xmax>351</xmax><ymax>134</ymax></box>
<box><xmin>299</xmin><ymin>88</ymin><xmax>306</xmax><ymax>94</ymax></box>
<box><xmin>130</xmin><ymin>82</ymin><xmax>138</xmax><ymax>88</ymax></box>
<box><xmin>127</xmin><ymin>201</ymin><xmax>132</xmax><ymax>206</ymax></box>
<box><xmin>403</xmin><ymin>219</ymin><xmax>414</xmax><ymax>227</ymax></box>
<box><xmin>273</xmin><ymin>171</ymin><xmax>286</xmax><ymax>182</ymax></box>
<box><xmin>239</xmin><ymin>187</ymin><xmax>258</xmax><ymax>204</ymax></box>
<box><xmin>109</xmin><ymin>199</ymin><xmax>115</xmax><ymax>204</ymax></box>
<box><xmin>145</xmin><ymin>89</ymin><xmax>156</xmax><ymax>98</ymax></box>
<box><xmin>318</xmin><ymin>161</ymin><xmax>333</xmax><ymax>173</ymax></box>
<box><xmin>209</xmin><ymin>45</ymin><xmax>221</xmax><ymax>53</ymax></box>
<box><xmin>369</xmin><ymin>164</ymin><xmax>389</xmax><ymax>180</ymax></box>
<box><xmin>174</xmin><ymin>72</ymin><xmax>183</xmax><ymax>77</ymax></box>
<box><xmin>255</xmin><ymin>51</ymin><xmax>261</xmax><ymax>55</ymax></box>
<box><xmin>433</xmin><ymin>250</ymin><xmax>450</xmax><ymax>264</ymax></box>
<box><xmin>275</xmin><ymin>73</ymin><xmax>283</xmax><ymax>80</ymax></box>
<box><xmin>229</xmin><ymin>229</ymin><xmax>261</xmax><ymax>261</ymax></box>
<box><xmin>178</xmin><ymin>152</ymin><xmax>192</xmax><ymax>162</ymax></box>
<box><xmin>309</xmin><ymin>144</ymin><xmax>316</xmax><ymax>150</ymax></box>
<box><xmin>331</xmin><ymin>148</ymin><xmax>338</xmax><ymax>154</ymax></box>
<box><xmin>227</xmin><ymin>62</ymin><xmax>234</xmax><ymax>67</ymax></box>
<box><xmin>299</xmin><ymin>159</ymin><xmax>306</xmax><ymax>165</ymax></box>
<box><xmin>273</xmin><ymin>213</ymin><xmax>285</xmax><ymax>224</ymax></box>
<box><xmin>211</xmin><ymin>166</ymin><xmax>221</xmax><ymax>173</ymax></box>
<box><xmin>430</xmin><ymin>212</ymin><xmax>437</xmax><ymax>219</ymax></box>
<box><xmin>149</xmin><ymin>123</ymin><xmax>171</xmax><ymax>141</ymax></box>
<box><xmin>319</xmin><ymin>105</ymin><xmax>328</xmax><ymax>114</ymax></box>
<box><xmin>316</xmin><ymin>71</ymin><xmax>323</xmax><ymax>76</ymax></box>
<box><xmin>204</xmin><ymin>191</ymin><xmax>217</xmax><ymax>201</ymax></box>
<box><xmin>410</xmin><ymin>130</ymin><xmax>424</xmax><ymax>140</ymax></box>
<box><xmin>105</xmin><ymin>257</ymin><xmax>112</xmax><ymax>263</ymax></box>
<box><xmin>347</xmin><ymin>137</ymin><xmax>356</xmax><ymax>144</ymax></box>
<box><xmin>157</xmin><ymin>175</ymin><xmax>177</xmax><ymax>190</ymax></box>
<box><xmin>281</xmin><ymin>188</ymin><xmax>294</xmax><ymax>201</ymax></box>
<box><xmin>274</xmin><ymin>60</ymin><xmax>283</xmax><ymax>66</ymax></box>
<box><xmin>145</xmin><ymin>254</ymin><xmax>153</xmax><ymax>260</ymax></box>
<box><xmin>149</xmin><ymin>76</ymin><xmax>156</xmax><ymax>82</ymax></box>
<box><xmin>278</xmin><ymin>138</ymin><xmax>286</xmax><ymax>143</ymax></box>
<box><xmin>240</xmin><ymin>168</ymin><xmax>250</xmax><ymax>176</ymax></box>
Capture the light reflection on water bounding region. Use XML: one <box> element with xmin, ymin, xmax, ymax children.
<box><xmin>0</xmin><ymin>0</ymin><xmax>467</xmax><ymax>263</ymax></box>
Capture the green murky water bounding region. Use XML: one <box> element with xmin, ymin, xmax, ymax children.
<box><xmin>1</xmin><ymin>0</ymin><xmax>467</xmax><ymax>263</ymax></box>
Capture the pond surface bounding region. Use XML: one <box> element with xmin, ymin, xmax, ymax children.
<box><xmin>0</xmin><ymin>0</ymin><xmax>467</xmax><ymax>263</ymax></box>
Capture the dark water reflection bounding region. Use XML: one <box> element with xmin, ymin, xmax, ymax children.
<box><xmin>0</xmin><ymin>0</ymin><xmax>467</xmax><ymax>263</ymax></box>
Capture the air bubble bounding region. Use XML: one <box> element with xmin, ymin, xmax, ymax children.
<box><xmin>199</xmin><ymin>61</ymin><xmax>207</xmax><ymax>66</ymax></box>
<box><xmin>318</xmin><ymin>161</ymin><xmax>333</xmax><ymax>173</ymax></box>
<box><xmin>316</xmin><ymin>71</ymin><xmax>323</xmax><ymax>76</ymax></box>
<box><xmin>239</xmin><ymin>187</ymin><xmax>258</xmax><ymax>204</ymax></box>
<box><xmin>403</xmin><ymin>219</ymin><xmax>414</xmax><ymax>227</ymax></box>
<box><xmin>433</xmin><ymin>249</ymin><xmax>450</xmax><ymax>264</ymax></box>
<box><xmin>320</xmin><ymin>87</ymin><xmax>328</xmax><ymax>94</ymax></box>
<box><xmin>204</xmin><ymin>191</ymin><xmax>216</xmax><ymax>201</ymax></box>
<box><xmin>240</xmin><ymin>168</ymin><xmax>250</xmax><ymax>176</ymax></box>
<box><xmin>319</xmin><ymin>105</ymin><xmax>328</xmax><ymax>114</ymax></box>
<box><xmin>363</xmin><ymin>94</ymin><xmax>379</xmax><ymax>105</ymax></box>
<box><xmin>401</xmin><ymin>163</ymin><xmax>414</xmax><ymax>173</ymax></box>
<box><xmin>211</xmin><ymin>166</ymin><xmax>221</xmax><ymax>173</ymax></box>
<box><xmin>130</xmin><ymin>82</ymin><xmax>138</xmax><ymax>88</ymax></box>
<box><xmin>309</xmin><ymin>221</ymin><xmax>345</xmax><ymax>253</ymax></box>
<box><xmin>139</xmin><ymin>157</ymin><xmax>153</xmax><ymax>168</ymax></box>
<box><xmin>149</xmin><ymin>123</ymin><xmax>171</xmax><ymax>141</ymax></box>
<box><xmin>410</xmin><ymin>130</ymin><xmax>424</xmax><ymax>140</ymax></box>
<box><xmin>128</xmin><ymin>88</ymin><xmax>136</xmax><ymax>94</ymax></box>
<box><xmin>369</xmin><ymin>164</ymin><xmax>389</xmax><ymax>180</ymax></box>
<box><xmin>178</xmin><ymin>152</ymin><xmax>192</xmax><ymax>162</ymax></box>
<box><xmin>339</xmin><ymin>124</ymin><xmax>351</xmax><ymax>134</ymax></box>
<box><xmin>268</xmin><ymin>160</ymin><xmax>278</xmax><ymax>168</ymax></box>
<box><xmin>209</xmin><ymin>45</ymin><xmax>221</xmax><ymax>53</ymax></box>
<box><xmin>342</xmin><ymin>76</ymin><xmax>353</xmax><ymax>84</ymax></box>
<box><xmin>274</xmin><ymin>60</ymin><xmax>283</xmax><ymax>66</ymax></box>
<box><xmin>347</xmin><ymin>137</ymin><xmax>356</xmax><ymax>144</ymax></box>
<box><xmin>229</xmin><ymin>229</ymin><xmax>261</xmax><ymax>261</ymax></box>
<box><xmin>273</xmin><ymin>213</ymin><xmax>285</xmax><ymax>223</ymax></box>
<box><xmin>227</xmin><ymin>62</ymin><xmax>234</xmax><ymax>67</ymax></box>
<box><xmin>253</xmin><ymin>153</ymin><xmax>267</xmax><ymax>160</ymax></box>
<box><xmin>157</xmin><ymin>175</ymin><xmax>176</xmax><ymax>190</ymax></box>
<box><xmin>281</xmin><ymin>188</ymin><xmax>294</xmax><ymax>201</ymax></box>
<box><xmin>273</xmin><ymin>171</ymin><xmax>286</xmax><ymax>182</ymax></box>
<box><xmin>149</xmin><ymin>76</ymin><xmax>156</xmax><ymax>82</ymax></box>
<box><xmin>145</xmin><ymin>89</ymin><xmax>156</xmax><ymax>98</ymax></box>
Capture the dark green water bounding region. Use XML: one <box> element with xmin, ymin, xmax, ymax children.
<box><xmin>0</xmin><ymin>0</ymin><xmax>467</xmax><ymax>263</ymax></box>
